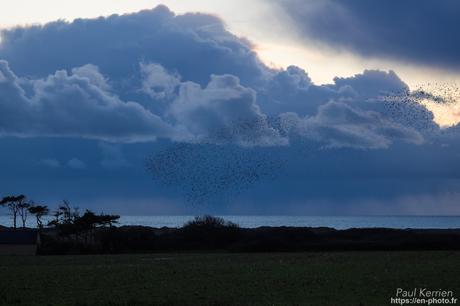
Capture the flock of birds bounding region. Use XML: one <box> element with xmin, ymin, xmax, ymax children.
<box><xmin>146</xmin><ymin>142</ymin><xmax>282</xmax><ymax>205</ymax></box>
<box><xmin>147</xmin><ymin>82</ymin><xmax>460</xmax><ymax>205</ymax></box>
<box><xmin>380</xmin><ymin>81</ymin><xmax>460</xmax><ymax>134</ymax></box>
<box><xmin>380</xmin><ymin>88</ymin><xmax>439</xmax><ymax>133</ymax></box>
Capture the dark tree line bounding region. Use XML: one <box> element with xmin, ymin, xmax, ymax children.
<box><xmin>48</xmin><ymin>200</ymin><xmax>120</xmax><ymax>244</ymax></box>
<box><xmin>0</xmin><ymin>195</ymin><xmax>119</xmax><ymax>238</ymax></box>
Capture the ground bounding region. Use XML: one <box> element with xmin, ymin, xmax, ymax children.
<box><xmin>0</xmin><ymin>252</ymin><xmax>459</xmax><ymax>306</ymax></box>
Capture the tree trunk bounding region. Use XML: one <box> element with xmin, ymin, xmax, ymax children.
<box><xmin>37</xmin><ymin>216</ymin><xmax>42</xmax><ymax>229</ymax></box>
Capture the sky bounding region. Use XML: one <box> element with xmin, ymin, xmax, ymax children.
<box><xmin>0</xmin><ymin>1</ymin><xmax>460</xmax><ymax>215</ymax></box>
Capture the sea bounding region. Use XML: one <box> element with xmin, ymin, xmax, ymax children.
<box><xmin>1</xmin><ymin>215</ymin><xmax>460</xmax><ymax>230</ymax></box>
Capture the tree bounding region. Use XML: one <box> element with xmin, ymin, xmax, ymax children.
<box><xmin>47</xmin><ymin>200</ymin><xmax>81</xmax><ymax>240</ymax></box>
<box><xmin>0</xmin><ymin>195</ymin><xmax>26</xmax><ymax>229</ymax></box>
<box><xmin>0</xmin><ymin>198</ymin><xmax>6</xmax><ymax>215</ymax></box>
<box><xmin>58</xmin><ymin>200</ymin><xmax>78</xmax><ymax>224</ymax></box>
<box><xmin>0</xmin><ymin>199</ymin><xmax>6</xmax><ymax>228</ymax></box>
<box><xmin>48</xmin><ymin>200</ymin><xmax>78</xmax><ymax>227</ymax></box>
<box><xmin>97</xmin><ymin>213</ymin><xmax>120</xmax><ymax>228</ymax></box>
<box><xmin>28</xmin><ymin>205</ymin><xmax>49</xmax><ymax>229</ymax></box>
<box><xmin>18</xmin><ymin>201</ymin><xmax>31</xmax><ymax>228</ymax></box>
<box><xmin>75</xmin><ymin>210</ymin><xmax>100</xmax><ymax>244</ymax></box>
<box><xmin>47</xmin><ymin>205</ymin><xmax>120</xmax><ymax>245</ymax></box>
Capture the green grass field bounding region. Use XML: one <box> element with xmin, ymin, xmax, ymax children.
<box><xmin>0</xmin><ymin>252</ymin><xmax>459</xmax><ymax>306</ymax></box>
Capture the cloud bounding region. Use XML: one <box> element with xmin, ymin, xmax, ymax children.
<box><xmin>279</xmin><ymin>101</ymin><xmax>424</xmax><ymax>149</ymax></box>
<box><xmin>261</xmin><ymin>68</ymin><xmax>431</xmax><ymax>149</ymax></box>
<box><xmin>323</xmin><ymin>70</ymin><xmax>439</xmax><ymax>133</ymax></box>
<box><xmin>275</xmin><ymin>0</ymin><xmax>460</xmax><ymax>69</ymax></box>
<box><xmin>0</xmin><ymin>70</ymin><xmax>6</xmax><ymax>82</ymax></box>
<box><xmin>140</xmin><ymin>63</ymin><xmax>180</xmax><ymax>100</ymax></box>
<box><xmin>169</xmin><ymin>74</ymin><xmax>287</xmax><ymax>146</ymax></box>
<box><xmin>72</xmin><ymin>64</ymin><xmax>110</xmax><ymax>91</ymax></box>
<box><xmin>39</xmin><ymin>157</ymin><xmax>87</xmax><ymax>170</ymax></box>
<box><xmin>0</xmin><ymin>6</ymin><xmax>269</xmax><ymax>88</ymax></box>
<box><xmin>330</xmin><ymin>70</ymin><xmax>408</xmax><ymax>98</ymax></box>
<box><xmin>0</xmin><ymin>6</ymin><xmax>438</xmax><ymax>149</ymax></box>
<box><xmin>258</xmin><ymin>68</ymin><xmax>413</xmax><ymax>118</ymax></box>
<box><xmin>0</xmin><ymin>60</ymin><xmax>174</xmax><ymax>142</ymax></box>
<box><xmin>67</xmin><ymin>158</ymin><xmax>87</xmax><ymax>170</ymax></box>
<box><xmin>257</xmin><ymin>65</ymin><xmax>335</xmax><ymax>116</ymax></box>
<box><xmin>0</xmin><ymin>58</ymin><xmax>435</xmax><ymax>149</ymax></box>
<box><xmin>39</xmin><ymin>158</ymin><xmax>61</xmax><ymax>168</ymax></box>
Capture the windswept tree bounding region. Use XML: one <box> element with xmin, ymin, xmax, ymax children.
<box><xmin>28</xmin><ymin>205</ymin><xmax>49</xmax><ymax>229</ymax></box>
<box><xmin>18</xmin><ymin>201</ymin><xmax>31</xmax><ymax>228</ymax></box>
<box><xmin>47</xmin><ymin>205</ymin><xmax>120</xmax><ymax>245</ymax></box>
<box><xmin>0</xmin><ymin>199</ymin><xmax>6</xmax><ymax>228</ymax></box>
<box><xmin>59</xmin><ymin>200</ymin><xmax>79</xmax><ymax>224</ymax></box>
<box><xmin>48</xmin><ymin>200</ymin><xmax>78</xmax><ymax>226</ymax></box>
<box><xmin>48</xmin><ymin>210</ymin><xmax>61</xmax><ymax>228</ymax></box>
<box><xmin>74</xmin><ymin>210</ymin><xmax>98</xmax><ymax>243</ymax></box>
<box><xmin>0</xmin><ymin>195</ymin><xmax>26</xmax><ymax>229</ymax></box>
<box><xmin>74</xmin><ymin>210</ymin><xmax>120</xmax><ymax>244</ymax></box>
<box><xmin>0</xmin><ymin>199</ymin><xmax>6</xmax><ymax>215</ymax></box>
<box><xmin>47</xmin><ymin>200</ymin><xmax>81</xmax><ymax>240</ymax></box>
<box><xmin>98</xmin><ymin>214</ymin><xmax>120</xmax><ymax>228</ymax></box>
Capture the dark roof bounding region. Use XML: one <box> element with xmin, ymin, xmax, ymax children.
<box><xmin>0</xmin><ymin>230</ymin><xmax>38</xmax><ymax>245</ymax></box>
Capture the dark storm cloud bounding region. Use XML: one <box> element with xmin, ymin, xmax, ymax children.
<box><xmin>0</xmin><ymin>5</ymin><xmax>434</xmax><ymax>149</ymax></box>
<box><xmin>0</xmin><ymin>5</ymin><xmax>268</xmax><ymax>87</ymax></box>
<box><xmin>275</xmin><ymin>0</ymin><xmax>460</xmax><ymax>69</ymax></box>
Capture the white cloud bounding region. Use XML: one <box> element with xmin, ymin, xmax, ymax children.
<box><xmin>0</xmin><ymin>60</ymin><xmax>175</xmax><ymax>142</ymax></box>
<box><xmin>140</xmin><ymin>63</ymin><xmax>180</xmax><ymax>100</ymax></box>
<box><xmin>72</xmin><ymin>64</ymin><xmax>110</xmax><ymax>90</ymax></box>
<box><xmin>280</xmin><ymin>101</ymin><xmax>424</xmax><ymax>149</ymax></box>
<box><xmin>169</xmin><ymin>74</ymin><xmax>287</xmax><ymax>146</ymax></box>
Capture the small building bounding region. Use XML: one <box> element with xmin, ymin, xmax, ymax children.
<box><xmin>0</xmin><ymin>230</ymin><xmax>40</xmax><ymax>256</ymax></box>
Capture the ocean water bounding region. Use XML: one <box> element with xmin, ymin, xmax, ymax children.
<box><xmin>1</xmin><ymin>215</ymin><xmax>460</xmax><ymax>230</ymax></box>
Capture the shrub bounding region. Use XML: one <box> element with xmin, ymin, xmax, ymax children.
<box><xmin>181</xmin><ymin>216</ymin><xmax>241</xmax><ymax>250</ymax></box>
<box><xmin>183</xmin><ymin>215</ymin><xmax>239</xmax><ymax>230</ymax></box>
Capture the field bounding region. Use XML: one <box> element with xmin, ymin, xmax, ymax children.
<box><xmin>0</xmin><ymin>252</ymin><xmax>459</xmax><ymax>306</ymax></box>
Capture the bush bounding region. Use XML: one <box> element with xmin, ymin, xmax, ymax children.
<box><xmin>183</xmin><ymin>215</ymin><xmax>239</xmax><ymax>230</ymax></box>
<box><xmin>181</xmin><ymin>216</ymin><xmax>241</xmax><ymax>250</ymax></box>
